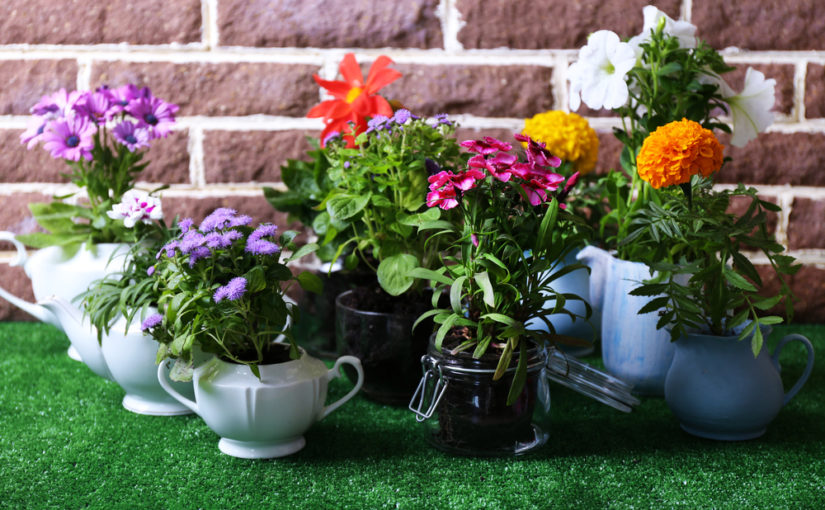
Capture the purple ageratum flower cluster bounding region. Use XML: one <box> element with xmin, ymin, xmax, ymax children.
<box><xmin>213</xmin><ymin>276</ymin><xmax>247</xmax><ymax>303</ymax></box>
<box><xmin>364</xmin><ymin>109</ymin><xmax>422</xmax><ymax>137</ymax></box>
<box><xmin>245</xmin><ymin>224</ymin><xmax>280</xmax><ymax>255</ymax></box>
<box><xmin>430</xmin><ymin>113</ymin><xmax>453</xmax><ymax>128</ymax></box>
<box><xmin>21</xmin><ymin>84</ymin><xmax>179</xmax><ymax>161</ymax></box>
<box><xmin>141</xmin><ymin>313</ymin><xmax>163</xmax><ymax>331</ymax></box>
<box><xmin>200</xmin><ymin>208</ymin><xmax>252</xmax><ymax>232</ymax></box>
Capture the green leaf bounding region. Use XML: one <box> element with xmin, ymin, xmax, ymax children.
<box><xmin>398</xmin><ymin>208</ymin><xmax>440</xmax><ymax>227</ymax></box>
<box><xmin>723</xmin><ymin>267</ymin><xmax>757</xmax><ymax>292</ymax></box>
<box><xmin>408</xmin><ymin>267</ymin><xmax>453</xmax><ymax>286</ymax></box>
<box><xmin>481</xmin><ymin>313</ymin><xmax>518</xmax><ymax>327</ymax></box>
<box><xmin>473</xmin><ymin>271</ymin><xmax>495</xmax><ymax>308</ymax></box>
<box><xmin>752</xmin><ymin>295</ymin><xmax>782</xmax><ymax>311</ymax></box>
<box><xmin>376</xmin><ymin>253</ymin><xmax>418</xmax><ymax>296</ymax></box>
<box><xmin>297</xmin><ymin>271</ymin><xmax>323</xmax><ymax>295</ymax></box>
<box><xmin>243</xmin><ymin>266</ymin><xmax>267</xmax><ymax>293</ymax></box>
<box><xmin>506</xmin><ymin>343</ymin><xmax>528</xmax><ymax>405</ymax></box>
<box><xmin>327</xmin><ymin>192</ymin><xmax>371</xmax><ymax>220</ymax></box>
<box><xmin>449</xmin><ymin>276</ymin><xmax>467</xmax><ymax>314</ymax></box>
<box><xmin>288</xmin><ymin>242</ymin><xmax>318</xmax><ymax>263</ymax></box>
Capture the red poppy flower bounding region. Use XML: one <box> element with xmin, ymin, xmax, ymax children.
<box><xmin>307</xmin><ymin>53</ymin><xmax>402</xmax><ymax>147</ymax></box>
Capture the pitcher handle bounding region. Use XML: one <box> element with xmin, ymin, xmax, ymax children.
<box><xmin>0</xmin><ymin>231</ymin><xmax>29</xmax><ymax>267</ymax></box>
<box><xmin>320</xmin><ymin>355</ymin><xmax>363</xmax><ymax>420</ymax></box>
<box><xmin>157</xmin><ymin>360</ymin><xmax>199</xmax><ymax>414</ymax></box>
<box><xmin>0</xmin><ymin>232</ymin><xmax>57</xmax><ymax>325</ymax></box>
<box><xmin>771</xmin><ymin>334</ymin><xmax>815</xmax><ymax>407</ymax></box>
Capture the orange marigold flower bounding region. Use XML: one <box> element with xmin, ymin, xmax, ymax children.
<box><xmin>636</xmin><ymin>118</ymin><xmax>724</xmax><ymax>189</ymax></box>
<box><xmin>307</xmin><ymin>53</ymin><xmax>402</xmax><ymax>148</ymax></box>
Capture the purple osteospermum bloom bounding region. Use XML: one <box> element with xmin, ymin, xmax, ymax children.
<box><xmin>126</xmin><ymin>95</ymin><xmax>178</xmax><ymax>139</ymax></box>
<box><xmin>213</xmin><ymin>277</ymin><xmax>247</xmax><ymax>303</ymax></box>
<box><xmin>31</xmin><ymin>88</ymin><xmax>84</xmax><ymax>119</ymax></box>
<box><xmin>74</xmin><ymin>90</ymin><xmax>114</xmax><ymax>124</ymax></box>
<box><xmin>20</xmin><ymin>116</ymin><xmax>49</xmax><ymax>149</ymax></box>
<box><xmin>112</xmin><ymin>121</ymin><xmax>151</xmax><ymax>152</ymax></box>
<box><xmin>41</xmin><ymin>116</ymin><xmax>97</xmax><ymax>161</ymax></box>
<box><xmin>141</xmin><ymin>313</ymin><xmax>163</xmax><ymax>331</ymax></box>
<box><xmin>108</xmin><ymin>84</ymin><xmax>143</xmax><ymax>111</ymax></box>
<box><xmin>178</xmin><ymin>218</ymin><xmax>194</xmax><ymax>233</ymax></box>
<box><xmin>200</xmin><ymin>208</ymin><xmax>237</xmax><ymax>232</ymax></box>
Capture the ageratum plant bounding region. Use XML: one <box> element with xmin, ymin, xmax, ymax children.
<box><xmin>320</xmin><ymin>109</ymin><xmax>466</xmax><ymax>296</ymax></box>
<box><xmin>19</xmin><ymin>84</ymin><xmax>177</xmax><ymax>251</ymax></box>
<box><xmin>142</xmin><ymin>208</ymin><xmax>320</xmax><ymax>380</ymax></box>
<box><xmin>413</xmin><ymin>134</ymin><xmax>588</xmax><ymax>403</ymax></box>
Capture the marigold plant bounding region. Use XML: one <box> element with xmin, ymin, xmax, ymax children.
<box><xmin>636</xmin><ymin>119</ymin><xmax>723</xmax><ymax>189</ymax></box>
<box><xmin>521</xmin><ymin>110</ymin><xmax>599</xmax><ymax>175</ymax></box>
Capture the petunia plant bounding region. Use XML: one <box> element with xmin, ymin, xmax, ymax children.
<box><xmin>568</xmin><ymin>6</ymin><xmax>775</xmax><ymax>261</ymax></box>
<box><xmin>412</xmin><ymin>134</ymin><xmax>589</xmax><ymax>404</ymax></box>
<box><xmin>143</xmin><ymin>208</ymin><xmax>321</xmax><ymax>380</ymax></box>
<box><xmin>627</xmin><ymin>119</ymin><xmax>798</xmax><ymax>354</ymax></box>
<box><xmin>19</xmin><ymin>84</ymin><xmax>177</xmax><ymax>251</ymax></box>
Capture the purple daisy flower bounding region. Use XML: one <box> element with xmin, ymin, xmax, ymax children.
<box><xmin>74</xmin><ymin>90</ymin><xmax>114</xmax><ymax>124</ymax></box>
<box><xmin>141</xmin><ymin>313</ymin><xmax>163</xmax><ymax>331</ymax></box>
<box><xmin>41</xmin><ymin>116</ymin><xmax>97</xmax><ymax>161</ymax></box>
<box><xmin>30</xmin><ymin>88</ymin><xmax>84</xmax><ymax>119</ymax></box>
<box><xmin>213</xmin><ymin>277</ymin><xmax>247</xmax><ymax>303</ymax></box>
<box><xmin>126</xmin><ymin>95</ymin><xmax>178</xmax><ymax>139</ymax></box>
<box><xmin>20</xmin><ymin>116</ymin><xmax>49</xmax><ymax>149</ymax></box>
<box><xmin>112</xmin><ymin>121</ymin><xmax>150</xmax><ymax>152</ymax></box>
<box><xmin>200</xmin><ymin>208</ymin><xmax>237</xmax><ymax>232</ymax></box>
<box><xmin>178</xmin><ymin>218</ymin><xmax>194</xmax><ymax>233</ymax></box>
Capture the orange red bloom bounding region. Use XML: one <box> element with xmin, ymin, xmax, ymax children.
<box><xmin>306</xmin><ymin>53</ymin><xmax>402</xmax><ymax>147</ymax></box>
<box><xmin>636</xmin><ymin>118</ymin><xmax>724</xmax><ymax>189</ymax></box>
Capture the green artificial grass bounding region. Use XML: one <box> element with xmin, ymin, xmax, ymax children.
<box><xmin>0</xmin><ymin>322</ymin><xmax>823</xmax><ymax>509</ymax></box>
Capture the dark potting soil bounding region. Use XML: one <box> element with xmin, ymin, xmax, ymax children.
<box><xmin>220</xmin><ymin>342</ymin><xmax>294</xmax><ymax>365</ymax></box>
<box><xmin>338</xmin><ymin>285</ymin><xmax>427</xmax><ymax>315</ymax></box>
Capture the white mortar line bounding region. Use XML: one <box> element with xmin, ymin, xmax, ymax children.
<box><xmin>794</xmin><ymin>61</ymin><xmax>808</xmax><ymax>122</ymax></box>
<box><xmin>76</xmin><ymin>58</ymin><xmax>93</xmax><ymax>90</ymax></box>
<box><xmin>437</xmin><ymin>0</ymin><xmax>465</xmax><ymax>53</ymax></box>
<box><xmin>202</xmin><ymin>0</ymin><xmax>220</xmax><ymax>49</ymax></box>
<box><xmin>552</xmin><ymin>54</ymin><xmax>570</xmax><ymax>112</ymax></box>
<box><xmin>177</xmin><ymin>115</ymin><xmax>323</xmax><ymax>131</ymax></box>
<box><xmin>774</xmin><ymin>190</ymin><xmax>793</xmax><ymax>247</ymax></box>
<box><xmin>681</xmin><ymin>0</ymin><xmax>692</xmax><ymax>22</ymax></box>
<box><xmin>187</xmin><ymin>128</ymin><xmax>206</xmax><ymax>186</ymax></box>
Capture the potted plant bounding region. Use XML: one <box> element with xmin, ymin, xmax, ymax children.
<box><xmin>628</xmin><ymin>118</ymin><xmax>813</xmax><ymax>440</ymax></box>
<box><xmin>569</xmin><ymin>6</ymin><xmax>777</xmax><ymax>394</ymax></box>
<box><xmin>145</xmin><ymin>208</ymin><xmax>363</xmax><ymax>458</ymax></box>
<box><xmin>407</xmin><ymin>133</ymin><xmax>591</xmax><ymax>455</ymax></box>
<box><xmin>291</xmin><ymin>53</ymin><xmax>468</xmax><ymax>405</ymax></box>
<box><xmin>520</xmin><ymin>110</ymin><xmax>602</xmax><ymax>355</ymax></box>
<box><xmin>0</xmin><ymin>84</ymin><xmax>177</xmax><ymax>363</ymax></box>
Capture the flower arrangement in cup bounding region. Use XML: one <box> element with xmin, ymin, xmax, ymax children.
<box><xmin>627</xmin><ymin>118</ymin><xmax>798</xmax><ymax>353</ymax></box>
<box><xmin>141</xmin><ymin>208</ymin><xmax>320</xmax><ymax>379</ymax></box>
<box><xmin>18</xmin><ymin>84</ymin><xmax>177</xmax><ymax>250</ymax></box>
<box><xmin>568</xmin><ymin>6</ymin><xmax>775</xmax><ymax>261</ymax></box>
<box><xmin>413</xmin><ymin>134</ymin><xmax>588</xmax><ymax>403</ymax></box>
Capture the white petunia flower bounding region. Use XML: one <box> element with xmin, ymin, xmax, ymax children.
<box><xmin>107</xmin><ymin>189</ymin><xmax>163</xmax><ymax>228</ymax></box>
<box><xmin>628</xmin><ymin>5</ymin><xmax>698</xmax><ymax>53</ymax></box>
<box><xmin>701</xmin><ymin>68</ymin><xmax>776</xmax><ymax>147</ymax></box>
<box><xmin>568</xmin><ymin>30</ymin><xmax>637</xmax><ymax>111</ymax></box>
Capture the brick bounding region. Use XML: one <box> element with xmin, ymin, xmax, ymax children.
<box><xmin>217</xmin><ymin>0</ymin><xmax>442</xmax><ymax>48</ymax></box>
<box><xmin>787</xmin><ymin>198</ymin><xmax>825</xmax><ymax>250</ymax></box>
<box><xmin>804</xmin><ymin>64</ymin><xmax>825</xmax><ymax>119</ymax></box>
<box><xmin>0</xmin><ymin>0</ymin><xmax>201</xmax><ymax>45</ymax></box>
<box><xmin>0</xmin><ymin>130</ymin><xmax>69</xmax><ymax>182</ymax></box>
<box><xmin>382</xmin><ymin>64</ymin><xmax>553</xmax><ymax>118</ymax></box>
<box><xmin>161</xmin><ymin>194</ymin><xmax>304</xmax><ymax>233</ymax></box>
<box><xmin>203</xmin><ymin>130</ymin><xmax>315</xmax><ymax>184</ymax></box>
<box><xmin>457</xmin><ymin>0</ymin><xmax>681</xmax><ymax>49</ymax></box>
<box><xmin>0</xmin><ymin>60</ymin><xmax>77</xmax><ymax>115</ymax></box>
<box><xmin>0</xmin><ymin>263</ymin><xmax>37</xmax><ymax>321</ymax></box>
<box><xmin>727</xmin><ymin>194</ymin><xmax>778</xmax><ymax>237</ymax></box>
<box><xmin>594</xmin><ymin>132</ymin><xmax>623</xmax><ymax>175</ymax></box>
<box><xmin>693</xmin><ymin>1</ymin><xmax>825</xmax><ymax>51</ymax></box>
<box><xmin>138</xmin><ymin>130</ymin><xmax>191</xmax><ymax>184</ymax></box>
<box><xmin>722</xmin><ymin>63</ymin><xmax>795</xmax><ymax>116</ymax></box>
<box><xmin>0</xmin><ymin>193</ymin><xmax>51</xmax><ymax>251</ymax></box>
<box><xmin>715</xmin><ymin>133</ymin><xmax>825</xmax><ymax>186</ymax></box>
<box><xmin>756</xmin><ymin>264</ymin><xmax>825</xmax><ymax>323</ymax></box>
<box><xmin>90</xmin><ymin>62</ymin><xmax>319</xmax><ymax>117</ymax></box>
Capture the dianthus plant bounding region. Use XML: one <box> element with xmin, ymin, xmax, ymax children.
<box><xmin>143</xmin><ymin>208</ymin><xmax>320</xmax><ymax>380</ymax></box>
<box><xmin>412</xmin><ymin>135</ymin><xmax>589</xmax><ymax>404</ymax></box>
<box><xmin>18</xmin><ymin>84</ymin><xmax>177</xmax><ymax>251</ymax></box>
<box><xmin>568</xmin><ymin>6</ymin><xmax>775</xmax><ymax>262</ymax></box>
<box><xmin>319</xmin><ymin>110</ymin><xmax>466</xmax><ymax>296</ymax></box>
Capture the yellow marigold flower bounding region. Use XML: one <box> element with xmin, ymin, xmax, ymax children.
<box><xmin>636</xmin><ymin>118</ymin><xmax>724</xmax><ymax>189</ymax></box>
<box><xmin>521</xmin><ymin>110</ymin><xmax>599</xmax><ymax>174</ymax></box>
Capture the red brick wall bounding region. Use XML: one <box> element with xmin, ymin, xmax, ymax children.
<box><xmin>0</xmin><ymin>0</ymin><xmax>824</xmax><ymax>321</ymax></box>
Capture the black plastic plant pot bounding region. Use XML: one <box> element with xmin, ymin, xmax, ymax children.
<box><xmin>293</xmin><ymin>268</ymin><xmax>376</xmax><ymax>360</ymax></box>
<box><xmin>334</xmin><ymin>289</ymin><xmax>432</xmax><ymax>406</ymax></box>
<box><xmin>410</xmin><ymin>337</ymin><xmax>551</xmax><ymax>456</ymax></box>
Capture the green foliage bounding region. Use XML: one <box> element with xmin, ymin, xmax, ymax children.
<box><xmin>628</xmin><ymin>179</ymin><xmax>799</xmax><ymax>353</ymax></box>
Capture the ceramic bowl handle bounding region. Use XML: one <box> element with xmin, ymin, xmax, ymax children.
<box><xmin>772</xmin><ymin>334</ymin><xmax>815</xmax><ymax>407</ymax></box>
<box><xmin>0</xmin><ymin>232</ymin><xmax>57</xmax><ymax>324</ymax></box>
<box><xmin>156</xmin><ymin>360</ymin><xmax>199</xmax><ymax>415</ymax></box>
<box><xmin>320</xmin><ymin>355</ymin><xmax>364</xmax><ymax>420</ymax></box>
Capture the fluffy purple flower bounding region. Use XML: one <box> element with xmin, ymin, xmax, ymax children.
<box><xmin>392</xmin><ymin>109</ymin><xmax>415</xmax><ymax>125</ymax></box>
<box><xmin>322</xmin><ymin>131</ymin><xmax>340</xmax><ymax>145</ymax></box>
<box><xmin>248</xmin><ymin>224</ymin><xmax>278</xmax><ymax>243</ymax></box>
<box><xmin>147</xmin><ymin>265</ymin><xmax>155</xmax><ymax>276</ymax></box>
<box><xmin>178</xmin><ymin>230</ymin><xmax>207</xmax><ymax>254</ymax></box>
<box><xmin>112</xmin><ymin>121</ymin><xmax>150</xmax><ymax>152</ymax></box>
<box><xmin>366</xmin><ymin>115</ymin><xmax>390</xmax><ymax>134</ymax></box>
<box><xmin>178</xmin><ymin>218</ymin><xmax>194</xmax><ymax>233</ymax></box>
<box><xmin>41</xmin><ymin>116</ymin><xmax>97</xmax><ymax>161</ymax></box>
<box><xmin>245</xmin><ymin>239</ymin><xmax>280</xmax><ymax>255</ymax></box>
<box><xmin>228</xmin><ymin>214</ymin><xmax>252</xmax><ymax>227</ymax></box>
<box><xmin>188</xmin><ymin>246</ymin><xmax>211</xmax><ymax>267</ymax></box>
<box><xmin>159</xmin><ymin>240</ymin><xmax>179</xmax><ymax>258</ymax></box>
<box><xmin>141</xmin><ymin>313</ymin><xmax>163</xmax><ymax>331</ymax></box>
<box><xmin>430</xmin><ymin>113</ymin><xmax>452</xmax><ymax>128</ymax></box>
<box><xmin>213</xmin><ymin>277</ymin><xmax>247</xmax><ymax>303</ymax></box>
<box><xmin>200</xmin><ymin>208</ymin><xmax>237</xmax><ymax>232</ymax></box>
<box><xmin>205</xmin><ymin>230</ymin><xmax>242</xmax><ymax>248</ymax></box>
<box><xmin>126</xmin><ymin>95</ymin><xmax>178</xmax><ymax>139</ymax></box>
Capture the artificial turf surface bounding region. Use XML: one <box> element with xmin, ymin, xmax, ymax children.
<box><xmin>0</xmin><ymin>321</ymin><xmax>823</xmax><ymax>509</ymax></box>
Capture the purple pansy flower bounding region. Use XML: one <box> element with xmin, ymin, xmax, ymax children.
<box><xmin>141</xmin><ymin>313</ymin><xmax>163</xmax><ymax>331</ymax></box>
<box><xmin>213</xmin><ymin>277</ymin><xmax>247</xmax><ymax>303</ymax></box>
<box><xmin>41</xmin><ymin>116</ymin><xmax>97</xmax><ymax>161</ymax></box>
<box><xmin>112</xmin><ymin>121</ymin><xmax>151</xmax><ymax>152</ymax></box>
<box><xmin>126</xmin><ymin>95</ymin><xmax>179</xmax><ymax>139</ymax></box>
